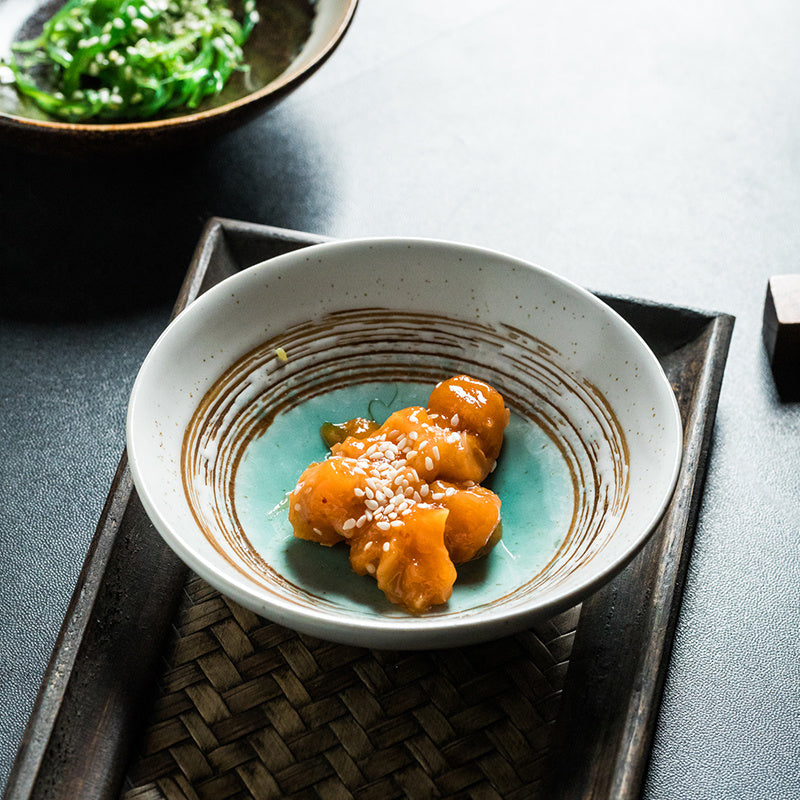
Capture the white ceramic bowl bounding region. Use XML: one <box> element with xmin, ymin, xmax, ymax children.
<box><xmin>127</xmin><ymin>238</ymin><xmax>682</xmax><ymax>649</ymax></box>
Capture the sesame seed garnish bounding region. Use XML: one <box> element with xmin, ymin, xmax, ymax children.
<box><xmin>376</xmin><ymin>521</ymin><xmax>390</xmax><ymax>531</ymax></box>
<box><xmin>342</xmin><ymin>518</ymin><xmax>356</xmax><ymax>531</ymax></box>
<box><xmin>367</xmin><ymin>564</ymin><xmax>376</xmax><ymax>574</ymax></box>
<box><xmin>451</xmin><ymin>414</ymin><xmax>459</xmax><ymax>426</ymax></box>
<box><xmin>425</xmin><ymin>456</ymin><xmax>434</xmax><ymax>471</ymax></box>
<box><xmin>383</xmin><ymin>541</ymin><xmax>391</xmax><ymax>550</ymax></box>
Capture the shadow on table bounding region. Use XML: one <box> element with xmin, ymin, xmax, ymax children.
<box><xmin>0</xmin><ymin>112</ymin><xmax>331</xmax><ymax>322</ymax></box>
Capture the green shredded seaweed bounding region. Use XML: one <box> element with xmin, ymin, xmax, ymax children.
<box><xmin>0</xmin><ymin>0</ymin><xmax>260</xmax><ymax>121</ymax></box>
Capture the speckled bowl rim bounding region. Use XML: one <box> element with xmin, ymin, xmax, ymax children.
<box><xmin>127</xmin><ymin>237</ymin><xmax>683</xmax><ymax>649</ymax></box>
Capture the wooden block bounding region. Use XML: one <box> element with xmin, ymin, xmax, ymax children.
<box><xmin>763</xmin><ymin>274</ymin><xmax>800</xmax><ymax>400</ymax></box>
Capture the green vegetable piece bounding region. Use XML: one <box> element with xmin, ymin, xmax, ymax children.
<box><xmin>0</xmin><ymin>0</ymin><xmax>260</xmax><ymax>121</ymax></box>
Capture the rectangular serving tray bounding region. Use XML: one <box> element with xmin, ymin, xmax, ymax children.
<box><xmin>4</xmin><ymin>219</ymin><xmax>735</xmax><ymax>800</ymax></box>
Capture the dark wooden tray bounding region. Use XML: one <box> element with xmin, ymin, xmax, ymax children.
<box><xmin>4</xmin><ymin>220</ymin><xmax>735</xmax><ymax>800</ymax></box>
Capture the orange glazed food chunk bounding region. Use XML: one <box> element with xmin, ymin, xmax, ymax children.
<box><xmin>288</xmin><ymin>375</ymin><xmax>510</xmax><ymax>613</ymax></box>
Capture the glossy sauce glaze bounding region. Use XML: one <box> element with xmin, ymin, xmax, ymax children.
<box><xmin>287</xmin><ymin>376</ymin><xmax>510</xmax><ymax>612</ymax></box>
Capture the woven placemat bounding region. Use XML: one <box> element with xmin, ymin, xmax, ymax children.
<box><xmin>121</xmin><ymin>574</ymin><xmax>579</xmax><ymax>800</ymax></box>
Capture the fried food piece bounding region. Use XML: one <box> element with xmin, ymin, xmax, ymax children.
<box><xmin>287</xmin><ymin>375</ymin><xmax>509</xmax><ymax>612</ymax></box>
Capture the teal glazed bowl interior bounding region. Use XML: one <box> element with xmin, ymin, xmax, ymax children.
<box><xmin>0</xmin><ymin>0</ymin><xmax>358</xmax><ymax>150</ymax></box>
<box><xmin>126</xmin><ymin>238</ymin><xmax>683</xmax><ymax>649</ymax></box>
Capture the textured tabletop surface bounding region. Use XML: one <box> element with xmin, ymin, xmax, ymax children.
<box><xmin>2</xmin><ymin>1</ymin><xmax>800</xmax><ymax>797</ymax></box>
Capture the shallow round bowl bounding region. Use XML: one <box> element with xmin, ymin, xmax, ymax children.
<box><xmin>127</xmin><ymin>237</ymin><xmax>683</xmax><ymax>649</ymax></box>
<box><xmin>0</xmin><ymin>0</ymin><xmax>357</xmax><ymax>151</ymax></box>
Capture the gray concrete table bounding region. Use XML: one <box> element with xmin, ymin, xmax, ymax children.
<box><xmin>2</xmin><ymin>1</ymin><xmax>799</xmax><ymax>798</ymax></box>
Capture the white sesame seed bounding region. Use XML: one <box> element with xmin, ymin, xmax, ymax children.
<box><xmin>294</xmin><ymin>504</ymin><xmax>301</xmax><ymax>511</ymax></box>
<box><xmin>383</xmin><ymin>541</ymin><xmax>391</xmax><ymax>551</ymax></box>
<box><xmin>406</xmin><ymin>450</ymin><xmax>417</xmax><ymax>459</ymax></box>
<box><xmin>419</xmin><ymin>484</ymin><xmax>429</xmax><ymax>497</ymax></box>
<box><xmin>376</xmin><ymin>521</ymin><xmax>390</xmax><ymax>531</ymax></box>
<box><xmin>432</xmin><ymin>445</ymin><xmax>440</xmax><ymax>461</ymax></box>
<box><xmin>409</xmin><ymin>431</ymin><xmax>419</xmax><ymax>441</ymax></box>
<box><xmin>451</xmin><ymin>414</ymin><xmax>459</xmax><ymax>426</ymax></box>
<box><xmin>343</xmin><ymin>518</ymin><xmax>356</xmax><ymax>531</ymax></box>
<box><xmin>354</xmin><ymin>488</ymin><xmax>365</xmax><ymax>497</ymax></box>
<box><xmin>357</xmin><ymin>515</ymin><xmax>368</xmax><ymax>527</ymax></box>
<box><xmin>418</xmin><ymin>439</ymin><xmax>428</xmax><ymax>450</ymax></box>
<box><xmin>365</xmin><ymin>499</ymin><xmax>379</xmax><ymax>511</ymax></box>
<box><xmin>425</xmin><ymin>457</ymin><xmax>434</xmax><ymax>471</ymax></box>
<box><xmin>390</xmin><ymin>520</ymin><xmax>403</xmax><ymax>529</ymax></box>
<box><xmin>367</xmin><ymin>564</ymin><xmax>376</xmax><ymax>574</ymax></box>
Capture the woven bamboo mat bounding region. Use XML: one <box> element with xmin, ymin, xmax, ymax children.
<box><xmin>121</xmin><ymin>574</ymin><xmax>580</xmax><ymax>800</ymax></box>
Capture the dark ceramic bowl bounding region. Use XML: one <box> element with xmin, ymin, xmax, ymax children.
<box><xmin>0</xmin><ymin>0</ymin><xmax>357</xmax><ymax>151</ymax></box>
